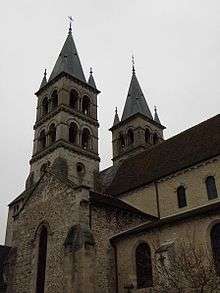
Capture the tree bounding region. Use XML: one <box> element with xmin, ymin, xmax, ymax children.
<box><xmin>153</xmin><ymin>236</ymin><xmax>220</xmax><ymax>293</ymax></box>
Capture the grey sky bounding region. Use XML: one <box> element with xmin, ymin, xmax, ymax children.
<box><xmin>1</xmin><ymin>0</ymin><xmax>220</xmax><ymax>244</ymax></box>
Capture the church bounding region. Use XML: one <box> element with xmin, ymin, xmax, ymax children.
<box><xmin>0</xmin><ymin>23</ymin><xmax>220</xmax><ymax>293</ymax></box>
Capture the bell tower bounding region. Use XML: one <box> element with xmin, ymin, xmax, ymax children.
<box><xmin>26</xmin><ymin>25</ymin><xmax>100</xmax><ymax>189</ymax></box>
<box><xmin>110</xmin><ymin>62</ymin><xmax>165</xmax><ymax>165</ymax></box>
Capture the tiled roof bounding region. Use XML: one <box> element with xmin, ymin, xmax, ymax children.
<box><xmin>106</xmin><ymin>114</ymin><xmax>220</xmax><ymax>196</ymax></box>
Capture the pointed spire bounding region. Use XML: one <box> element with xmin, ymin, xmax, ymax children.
<box><xmin>88</xmin><ymin>67</ymin><xmax>97</xmax><ymax>88</ymax></box>
<box><xmin>154</xmin><ymin>106</ymin><xmax>161</xmax><ymax>124</ymax></box>
<box><xmin>39</xmin><ymin>69</ymin><xmax>47</xmax><ymax>89</ymax></box>
<box><xmin>49</xmin><ymin>24</ymin><xmax>86</xmax><ymax>83</ymax></box>
<box><xmin>121</xmin><ymin>59</ymin><xmax>153</xmax><ymax>121</ymax></box>
<box><xmin>113</xmin><ymin>107</ymin><xmax>120</xmax><ymax>126</ymax></box>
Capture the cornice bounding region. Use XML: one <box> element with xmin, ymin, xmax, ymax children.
<box><xmin>35</xmin><ymin>71</ymin><xmax>100</xmax><ymax>96</ymax></box>
<box><xmin>34</xmin><ymin>105</ymin><xmax>99</xmax><ymax>130</ymax></box>
<box><xmin>30</xmin><ymin>139</ymin><xmax>100</xmax><ymax>164</ymax></box>
<box><xmin>109</xmin><ymin>112</ymin><xmax>166</xmax><ymax>131</ymax></box>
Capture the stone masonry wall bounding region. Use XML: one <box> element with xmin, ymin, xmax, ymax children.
<box><xmin>91</xmin><ymin>204</ymin><xmax>150</xmax><ymax>293</ymax></box>
<box><xmin>8</xmin><ymin>173</ymin><xmax>90</xmax><ymax>293</ymax></box>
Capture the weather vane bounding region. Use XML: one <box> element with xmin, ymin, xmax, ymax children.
<box><xmin>132</xmin><ymin>54</ymin><xmax>135</xmax><ymax>73</ymax></box>
<box><xmin>68</xmin><ymin>16</ymin><xmax>73</xmax><ymax>31</ymax></box>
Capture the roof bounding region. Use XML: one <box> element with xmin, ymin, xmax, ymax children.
<box><xmin>90</xmin><ymin>191</ymin><xmax>157</xmax><ymax>220</ymax></box>
<box><xmin>121</xmin><ymin>70</ymin><xmax>153</xmax><ymax>121</ymax></box>
<box><xmin>110</xmin><ymin>200</ymin><xmax>220</xmax><ymax>243</ymax></box>
<box><xmin>106</xmin><ymin>114</ymin><xmax>220</xmax><ymax>196</ymax></box>
<box><xmin>98</xmin><ymin>165</ymin><xmax>119</xmax><ymax>191</ymax></box>
<box><xmin>49</xmin><ymin>28</ymin><xmax>86</xmax><ymax>83</ymax></box>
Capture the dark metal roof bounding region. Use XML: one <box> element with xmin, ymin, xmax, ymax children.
<box><xmin>49</xmin><ymin>28</ymin><xmax>86</xmax><ymax>83</ymax></box>
<box><xmin>121</xmin><ymin>71</ymin><xmax>153</xmax><ymax>121</ymax></box>
<box><xmin>106</xmin><ymin>114</ymin><xmax>220</xmax><ymax>196</ymax></box>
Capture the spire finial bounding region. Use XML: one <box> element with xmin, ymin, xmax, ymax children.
<box><xmin>113</xmin><ymin>106</ymin><xmax>120</xmax><ymax>126</ymax></box>
<box><xmin>132</xmin><ymin>54</ymin><xmax>135</xmax><ymax>74</ymax></box>
<box><xmin>44</xmin><ymin>68</ymin><xmax>47</xmax><ymax>77</ymax></box>
<box><xmin>154</xmin><ymin>105</ymin><xmax>161</xmax><ymax>124</ymax></box>
<box><xmin>68</xmin><ymin>16</ymin><xmax>73</xmax><ymax>33</ymax></box>
<box><xmin>90</xmin><ymin>67</ymin><xmax>93</xmax><ymax>75</ymax></box>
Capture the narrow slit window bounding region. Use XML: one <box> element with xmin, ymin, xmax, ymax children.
<box><xmin>177</xmin><ymin>186</ymin><xmax>187</xmax><ymax>208</ymax></box>
<box><xmin>36</xmin><ymin>226</ymin><xmax>48</xmax><ymax>293</ymax></box>
<box><xmin>206</xmin><ymin>176</ymin><xmax>218</xmax><ymax>200</ymax></box>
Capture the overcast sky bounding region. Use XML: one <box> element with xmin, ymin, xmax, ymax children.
<box><xmin>1</xmin><ymin>0</ymin><xmax>220</xmax><ymax>244</ymax></box>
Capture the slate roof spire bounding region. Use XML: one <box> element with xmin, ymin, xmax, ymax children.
<box><xmin>49</xmin><ymin>24</ymin><xmax>86</xmax><ymax>82</ymax></box>
<box><xmin>113</xmin><ymin>107</ymin><xmax>120</xmax><ymax>126</ymax></box>
<box><xmin>88</xmin><ymin>67</ymin><xmax>97</xmax><ymax>88</ymax></box>
<box><xmin>121</xmin><ymin>58</ymin><xmax>153</xmax><ymax>121</ymax></box>
<box><xmin>154</xmin><ymin>106</ymin><xmax>161</xmax><ymax>124</ymax></box>
<box><xmin>39</xmin><ymin>69</ymin><xmax>47</xmax><ymax>89</ymax></box>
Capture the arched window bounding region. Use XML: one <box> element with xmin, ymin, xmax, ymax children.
<box><xmin>127</xmin><ymin>129</ymin><xmax>134</xmax><ymax>145</ymax></box>
<box><xmin>51</xmin><ymin>90</ymin><xmax>58</xmax><ymax>110</ymax></box>
<box><xmin>136</xmin><ymin>242</ymin><xmax>153</xmax><ymax>289</ymax></box>
<box><xmin>119</xmin><ymin>133</ymin><xmax>125</xmax><ymax>150</ymax></box>
<box><xmin>206</xmin><ymin>176</ymin><xmax>218</xmax><ymax>200</ymax></box>
<box><xmin>36</xmin><ymin>226</ymin><xmax>48</xmax><ymax>293</ymax></box>
<box><xmin>42</xmin><ymin>97</ymin><xmax>48</xmax><ymax>116</ymax></box>
<box><xmin>82</xmin><ymin>128</ymin><xmax>91</xmax><ymax>150</ymax></box>
<box><xmin>82</xmin><ymin>95</ymin><xmax>90</xmax><ymax>115</ymax></box>
<box><xmin>48</xmin><ymin>124</ymin><xmax>56</xmax><ymax>145</ymax></box>
<box><xmin>39</xmin><ymin>130</ymin><xmax>46</xmax><ymax>150</ymax></box>
<box><xmin>211</xmin><ymin>224</ymin><xmax>220</xmax><ymax>275</ymax></box>
<box><xmin>177</xmin><ymin>186</ymin><xmax>187</xmax><ymax>208</ymax></box>
<box><xmin>69</xmin><ymin>90</ymin><xmax>78</xmax><ymax>110</ymax></box>
<box><xmin>153</xmin><ymin>133</ymin><xmax>159</xmax><ymax>145</ymax></box>
<box><xmin>145</xmin><ymin>129</ymin><xmax>150</xmax><ymax>143</ymax></box>
<box><xmin>69</xmin><ymin>122</ymin><xmax>78</xmax><ymax>144</ymax></box>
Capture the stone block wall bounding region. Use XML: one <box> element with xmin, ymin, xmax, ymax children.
<box><xmin>91</xmin><ymin>204</ymin><xmax>150</xmax><ymax>293</ymax></box>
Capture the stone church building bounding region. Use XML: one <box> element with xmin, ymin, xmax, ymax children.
<box><xmin>0</xmin><ymin>25</ymin><xmax>220</xmax><ymax>293</ymax></box>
